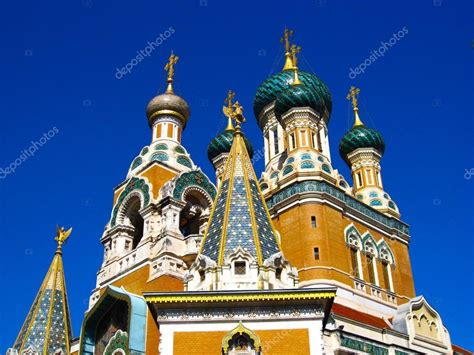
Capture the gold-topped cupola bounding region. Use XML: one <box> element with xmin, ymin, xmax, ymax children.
<box><xmin>339</xmin><ymin>86</ymin><xmax>400</xmax><ymax>218</ymax></box>
<box><xmin>146</xmin><ymin>51</ymin><xmax>190</xmax><ymax>144</ymax></box>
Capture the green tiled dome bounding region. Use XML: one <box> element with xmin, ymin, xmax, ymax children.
<box><xmin>339</xmin><ymin>125</ymin><xmax>385</xmax><ymax>164</ymax></box>
<box><xmin>207</xmin><ymin>130</ymin><xmax>254</xmax><ymax>162</ymax></box>
<box><xmin>274</xmin><ymin>84</ymin><xmax>325</xmax><ymax>119</ymax></box>
<box><xmin>253</xmin><ymin>70</ymin><xmax>332</xmax><ymax>129</ymax></box>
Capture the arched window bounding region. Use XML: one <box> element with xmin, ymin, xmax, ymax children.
<box><xmin>345</xmin><ymin>227</ymin><xmax>363</xmax><ymax>280</ymax></box>
<box><xmin>350</xmin><ymin>247</ymin><xmax>361</xmax><ymax>279</ymax></box>
<box><xmin>381</xmin><ymin>261</ymin><xmax>392</xmax><ymax>292</ymax></box>
<box><xmin>179</xmin><ymin>190</ymin><xmax>211</xmax><ymax>237</ymax></box>
<box><xmin>362</xmin><ymin>233</ymin><xmax>379</xmax><ymax>286</ymax></box>
<box><xmin>378</xmin><ymin>240</ymin><xmax>395</xmax><ymax>292</ymax></box>
<box><xmin>122</xmin><ymin>196</ymin><xmax>144</xmax><ymax>249</ymax></box>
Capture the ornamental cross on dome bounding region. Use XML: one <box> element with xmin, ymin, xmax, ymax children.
<box><xmin>280</xmin><ymin>27</ymin><xmax>294</xmax><ymax>53</ymax></box>
<box><xmin>347</xmin><ymin>86</ymin><xmax>361</xmax><ymax>110</ymax></box>
<box><xmin>164</xmin><ymin>51</ymin><xmax>179</xmax><ymax>92</ymax></box>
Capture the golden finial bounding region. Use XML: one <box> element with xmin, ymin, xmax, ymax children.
<box><xmin>55</xmin><ymin>225</ymin><xmax>72</xmax><ymax>254</ymax></box>
<box><xmin>346</xmin><ymin>86</ymin><xmax>364</xmax><ymax>126</ymax></box>
<box><xmin>164</xmin><ymin>51</ymin><xmax>179</xmax><ymax>93</ymax></box>
<box><xmin>280</xmin><ymin>28</ymin><xmax>295</xmax><ymax>71</ymax></box>
<box><xmin>232</xmin><ymin>101</ymin><xmax>246</xmax><ymax>130</ymax></box>
<box><xmin>222</xmin><ymin>90</ymin><xmax>245</xmax><ymax>131</ymax></box>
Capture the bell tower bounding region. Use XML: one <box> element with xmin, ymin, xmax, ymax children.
<box><xmin>89</xmin><ymin>53</ymin><xmax>217</xmax><ymax>308</ymax></box>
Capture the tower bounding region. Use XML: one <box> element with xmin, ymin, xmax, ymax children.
<box><xmin>83</xmin><ymin>53</ymin><xmax>217</xmax><ymax>354</ymax></box>
<box><xmin>254</xmin><ymin>29</ymin><xmax>415</xmax><ymax>311</ymax></box>
<box><xmin>8</xmin><ymin>227</ymin><xmax>73</xmax><ymax>355</ymax></box>
<box><xmin>340</xmin><ymin>86</ymin><xmax>400</xmax><ymax>218</ymax></box>
<box><xmin>254</xmin><ymin>29</ymin><xmax>333</xmax><ymax>181</ymax></box>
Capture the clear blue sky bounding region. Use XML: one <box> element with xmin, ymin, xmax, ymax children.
<box><xmin>1</xmin><ymin>0</ymin><xmax>472</xmax><ymax>351</ymax></box>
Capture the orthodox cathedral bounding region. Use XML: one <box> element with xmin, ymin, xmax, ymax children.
<box><xmin>8</xmin><ymin>30</ymin><xmax>470</xmax><ymax>354</ymax></box>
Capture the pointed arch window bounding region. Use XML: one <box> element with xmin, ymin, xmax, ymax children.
<box><xmin>350</xmin><ymin>247</ymin><xmax>361</xmax><ymax>279</ymax></box>
<box><xmin>382</xmin><ymin>261</ymin><xmax>392</xmax><ymax>292</ymax></box>
<box><xmin>378</xmin><ymin>241</ymin><xmax>395</xmax><ymax>292</ymax></box>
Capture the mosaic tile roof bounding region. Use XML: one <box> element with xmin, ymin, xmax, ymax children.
<box><xmin>200</xmin><ymin>129</ymin><xmax>281</xmax><ymax>265</ymax></box>
<box><xmin>11</xmin><ymin>249</ymin><xmax>72</xmax><ymax>354</ymax></box>
<box><xmin>253</xmin><ymin>70</ymin><xmax>332</xmax><ymax>128</ymax></box>
<box><xmin>339</xmin><ymin>125</ymin><xmax>385</xmax><ymax>165</ymax></box>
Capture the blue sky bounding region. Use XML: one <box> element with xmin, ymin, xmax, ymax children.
<box><xmin>1</xmin><ymin>0</ymin><xmax>472</xmax><ymax>350</ymax></box>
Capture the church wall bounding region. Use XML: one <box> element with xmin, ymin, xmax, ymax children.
<box><xmin>109</xmin><ymin>265</ymin><xmax>183</xmax><ymax>295</ymax></box>
<box><xmin>145</xmin><ymin>307</ymin><xmax>160</xmax><ymax>355</ymax></box>
<box><xmin>272</xmin><ymin>202</ymin><xmax>415</xmax><ymax>303</ymax></box>
<box><xmin>172</xmin><ymin>328</ymin><xmax>310</xmax><ymax>354</ymax></box>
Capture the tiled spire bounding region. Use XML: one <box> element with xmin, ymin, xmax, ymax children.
<box><xmin>10</xmin><ymin>228</ymin><xmax>73</xmax><ymax>355</ymax></box>
<box><xmin>200</xmin><ymin>126</ymin><xmax>281</xmax><ymax>265</ymax></box>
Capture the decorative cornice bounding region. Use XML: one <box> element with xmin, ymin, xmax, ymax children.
<box><xmin>266</xmin><ymin>180</ymin><xmax>409</xmax><ymax>236</ymax></box>
<box><xmin>145</xmin><ymin>290</ymin><xmax>335</xmax><ymax>304</ymax></box>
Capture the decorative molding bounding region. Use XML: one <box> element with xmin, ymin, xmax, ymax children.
<box><xmin>266</xmin><ymin>180</ymin><xmax>409</xmax><ymax>235</ymax></box>
<box><xmin>111</xmin><ymin>178</ymin><xmax>151</xmax><ymax>227</ymax></box>
<box><xmin>146</xmin><ymin>291</ymin><xmax>335</xmax><ymax>304</ymax></box>
<box><xmin>172</xmin><ymin>170</ymin><xmax>217</xmax><ymax>202</ymax></box>
<box><xmin>104</xmin><ymin>330</ymin><xmax>130</xmax><ymax>355</ymax></box>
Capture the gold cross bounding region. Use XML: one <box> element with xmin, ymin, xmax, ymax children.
<box><xmin>346</xmin><ymin>86</ymin><xmax>361</xmax><ymax>110</ymax></box>
<box><xmin>164</xmin><ymin>51</ymin><xmax>179</xmax><ymax>84</ymax></box>
<box><xmin>280</xmin><ymin>27</ymin><xmax>294</xmax><ymax>53</ymax></box>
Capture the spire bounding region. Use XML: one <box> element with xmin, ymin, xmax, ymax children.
<box><xmin>347</xmin><ymin>86</ymin><xmax>364</xmax><ymax>126</ymax></box>
<box><xmin>200</xmin><ymin>96</ymin><xmax>281</xmax><ymax>265</ymax></box>
<box><xmin>280</xmin><ymin>27</ymin><xmax>295</xmax><ymax>71</ymax></box>
<box><xmin>10</xmin><ymin>227</ymin><xmax>73</xmax><ymax>355</ymax></box>
<box><xmin>164</xmin><ymin>51</ymin><xmax>179</xmax><ymax>93</ymax></box>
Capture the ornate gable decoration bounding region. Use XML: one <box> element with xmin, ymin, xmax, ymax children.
<box><xmin>393</xmin><ymin>296</ymin><xmax>450</xmax><ymax>350</ymax></box>
<box><xmin>111</xmin><ymin>177</ymin><xmax>151</xmax><ymax>227</ymax></box>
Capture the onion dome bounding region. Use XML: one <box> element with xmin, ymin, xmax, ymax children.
<box><xmin>339</xmin><ymin>123</ymin><xmax>385</xmax><ymax>166</ymax></box>
<box><xmin>146</xmin><ymin>52</ymin><xmax>190</xmax><ymax>128</ymax></box>
<box><xmin>274</xmin><ymin>82</ymin><xmax>325</xmax><ymax>120</ymax></box>
<box><xmin>253</xmin><ymin>70</ymin><xmax>332</xmax><ymax>128</ymax></box>
<box><xmin>207</xmin><ymin>125</ymin><xmax>254</xmax><ymax>162</ymax></box>
<box><xmin>340</xmin><ymin>86</ymin><xmax>385</xmax><ymax>165</ymax></box>
<box><xmin>146</xmin><ymin>91</ymin><xmax>190</xmax><ymax>128</ymax></box>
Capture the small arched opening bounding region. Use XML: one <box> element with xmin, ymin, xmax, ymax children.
<box><xmin>122</xmin><ymin>195</ymin><xmax>144</xmax><ymax>249</ymax></box>
<box><xmin>179</xmin><ymin>189</ymin><xmax>211</xmax><ymax>237</ymax></box>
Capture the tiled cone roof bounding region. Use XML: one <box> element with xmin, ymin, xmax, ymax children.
<box><xmin>200</xmin><ymin>128</ymin><xmax>281</xmax><ymax>265</ymax></box>
<box><xmin>12</xmin><ymin>249</ymin><xmax>72</xmax><ymax>354</ymax></box>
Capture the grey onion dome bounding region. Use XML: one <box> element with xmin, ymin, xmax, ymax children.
<box><xmin>146</xmin><ymin>91</ymin><xmax>190</xmax><ymax>128</ymax></box>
